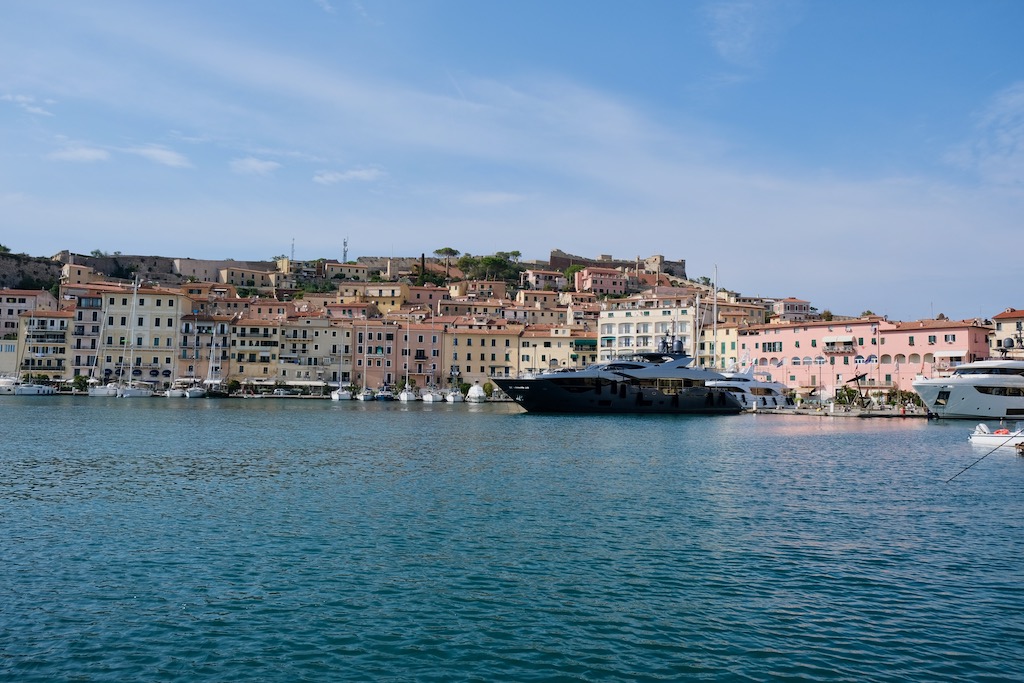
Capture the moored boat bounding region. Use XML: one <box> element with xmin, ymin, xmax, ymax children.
<box><xmin>491</xmin><ymin>352</ymin><xmax>743</xmax><ymax>415</ymax></box>
<box><xmin>14</xmin><ymin>382</ymin><xmax>56</xmax><ymax>396</ymax></box>
<box><xmin>420</xmin><ymin>386</ymin><xmax>444</xmax><ymax>402</ymax></box>
<box><xmin>465</xmin><ymin>382</ymin><xmax>487</xmax><ymax>403</ymax></box>
<box><xmin>705</xmin><ymin>365</ymin><xmax>796</xmax><ymax>411</ymax></box>
<box><xmin>967</xmin><ymin>422</ymin><xmax>1024</xmax><ymax>448</ymax></box>
<box><xmin>88</xmin><ymin>381</ymin><xmax>119</xmax><ymax>397</ymax></box>
<box><xmin>912</xmin><ymin>359</ymin><xmax>1024</xmax><ymax>419</ymax></box>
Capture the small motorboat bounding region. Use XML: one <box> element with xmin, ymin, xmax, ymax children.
<box><xmin>968</xmin><ymin>423</ymin><xmax>1024</xmax><ymax>448</ymax></box>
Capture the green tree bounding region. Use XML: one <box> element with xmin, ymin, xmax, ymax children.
<box><xmin>0</xmin><ymin>244</ymin><xmax>10</xmax><ymax>254</ymax></box>
<box><xmin>820</xmin><ymin>310</ymin><xmax>834</xmax><ymax>321</ymax></box>
<box><xmin>564</xmin><ymin>264</ymin><xmax>585</xmax><ymax>288</ymax></box>
<box><xmin>433</xmin><ymin>247</ymin><xmax>460</xmax><ymax>279</ymax></box>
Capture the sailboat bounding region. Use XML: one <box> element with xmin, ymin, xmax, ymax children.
<box><xmin>117</xmin><ymin>278</ymin><xmax>153</xmax><ymax>397</ymax></box>
<box><xmin>398</xmin><ymin>323</ymin><xmax>418</xmax><ymax>402</ymax></box>
<box><xmin>88</xmin><ymin>308</ymin><xmax>118</xmax><ymax>396</ymax></box>
<box><xmin>354</xmin><ymin>321</ymin><xmax>374</xmax><ymax>400</ymax></box>
<box><xmin>203</xmin><ymin>344</ymin><xmax>228</xmax><ymax>398</ymax></box>
<box><xmin>330</xmin><ymin>337</ymin><xmax>352</xmax><ymax>400</ymax></box>
<box><xmin>420</xmin><ymin>321</ymin><xmax>443</xmax><ymax>402</ymax></box>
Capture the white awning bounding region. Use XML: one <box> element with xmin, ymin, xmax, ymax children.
<box><xmin>822</xmin><ymin>335</ymin><xmax>854</xmax><ymax>344</ymax></box>
<box><xmin>933</xmin><ymin>349</ymin><xmax>967</xmax><ymax>358</ymax></box>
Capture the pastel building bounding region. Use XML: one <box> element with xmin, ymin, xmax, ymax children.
<box><xmin>735</xmin><ymin>316</ymin><xmax>993</xmax><ymax>401</ymax></box>
<box><xmin>574</xmin><ymin>267</ymin><xmax>627</xmax><ymax>296</ymax></box>
<box><xmin>17</xmin><ymin>309</ymin><xmax>73</xmax><ymax>381</ymax></box>
<box><xmin>1</xmin><ymin>288</ymin><xmax>58</xmax><ymax>340</ymax></box>
<box><xmin>598</xmin><ymin>291</ymin><xmax>707</xmax><ymax>361</ymax></box>
<box><xmin>521</xmin><ymin>269</ymin><xmax>567</xmax><ymax>291</ymax></box>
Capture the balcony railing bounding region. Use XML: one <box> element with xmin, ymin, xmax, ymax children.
<box><xmin>823</xmin><ymin>345</ymin><xmax>856</xmax><ymax>354</ymax></box>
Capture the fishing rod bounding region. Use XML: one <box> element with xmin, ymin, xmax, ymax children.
<box><xmin>946</xmin><ymin>433</ymin><xmax>1017</xmax><ymax>483</ymax></box>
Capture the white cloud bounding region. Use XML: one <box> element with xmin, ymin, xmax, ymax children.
<box><xmin>313</xmin><ymin>168</ymin><xmax>385</xmax><ymax>184</ymax></box>
<box><xmin>124</xmin><ymin>144</ymin><xmax>192</xmax><ymax>168</ymax></box>
<box><xmin>1</xmin><ymin>93</ymin><xmax>54</xmax><ymax>116</ymax></box>
<box><xmin>313</xmin><ymin>0</ymin><xmax>335</xmax><ymax>13</ymax></box>
<box><xmin>948</xmin><ymin>81</ymin><xmax>1024</xmax><ymax>186</ymax></box>
<box><xmin>47</xmin><ymin>145</ymin><xmax>110</xmax><ymax>162</ymax></box>
<box><xmin>230</xmin><ymin>156</ymin><xmax>281</xmax><ymax>175</ymax></box>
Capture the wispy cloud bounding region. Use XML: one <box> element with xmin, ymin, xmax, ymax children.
<box><xmin>313</xmin><ymin>168</ymin><xmax>385</xmax><ymax>185</ymax></box>
<box><xmin>230</xmin><ymin>156</ymin><xmax>281</xmax><ymax>175</ymax></box>
<box><xmin>47</xmin><ymin>145</ymin><xmax>110</xmax><ymax>162</ymax></box>
<box><xmin>1</xmin><ymin>93</ymin><xmax>54</xmax><ymax>116</ymax></box>
<box><xmin>948</xmin><ymin>81</ymin><xmax>1024</xmax><ymax>186</ymax></box>
<box><xmin>702</xmin><ymin>0</ymin><xmax>801</xmax><ymax>69</ymax></box>
<box><xmin>312</xmin><ymin>0</ymin><xmax>335</xmax><ymax>14</ymax></box>
<box><xmin>124</xmin><ymin>144</ymin><xmax>192</xmax><ymax>168</ymax></box>
<box><xmin>460</xmin><ymin>191</ymin><xmax>529</xmax><ymax>206</ymax></box>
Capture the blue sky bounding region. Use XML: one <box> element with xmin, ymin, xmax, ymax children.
<box><xmin>1</xmin><ymin>0</ymin><xmax>1021</xmax><ymax>322</ymax></box>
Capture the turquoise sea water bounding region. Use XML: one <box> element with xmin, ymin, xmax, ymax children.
<box><xmin>2</xmin><ymin>396</ymin><xmax>1023</xmax><ymax>682</ymax></box>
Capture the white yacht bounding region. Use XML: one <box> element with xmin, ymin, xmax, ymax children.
<box><xmin>445</xmin><ymin>387</ymin><xmax>465</xmax><ymax>403</ymax></box>
<box><xmin>465</xmin><ymin>382</ymin><xmax>487</xmax><ymax>403</ymax></box>
<box><xmin>397</xmin><ymin>386</ymin><xmax>419</xmax><ymax>402</ymax></box>
<box><xmin>331</xmin><ymin>386</ymin><xmax>353</xmax><ymax>401</ymax></box>
<box><xmin>705</xmin><ymin>365</ymin><xmax>796</xmax><ymax>411</ymax></box>
<box><xmin>912</xmin><ymin>359</ymin><xmax>1024</xmax><ymax>419</ymax></box>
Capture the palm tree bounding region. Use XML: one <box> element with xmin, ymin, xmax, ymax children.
<box><xmin>433</xmin><ymin>247</ymin><xmax>460</xmax><ymax>279</ymax></box>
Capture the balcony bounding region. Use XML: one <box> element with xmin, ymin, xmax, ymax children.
<box><xmin>823</xmin><ymin>345</ymin><xmax>856</xmax><ymax>355</ymax></box>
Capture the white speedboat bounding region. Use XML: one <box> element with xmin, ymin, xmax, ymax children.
<box><xmin>465</xmin><ymin>382</ymin><xmax>487</xmax><ymax>403</ymax></box>
<box><xmin>0</xmin><ymin>376</ymin><xmax>20</xmax><ymax>395</ymax></box>
<box><xmin>912</xmin><ymin>359</ymin><xmax>1024</xmax><ymax>419</ymax></box>
<box><xmin>968</xmin><ymin>422</ymin><xmax>1024</xmax><ymax>448</ymax></box>
<box><xmin>705</xmin><ymin>365</ymin><xmax>796</xmax><ymax>411</ymax></box>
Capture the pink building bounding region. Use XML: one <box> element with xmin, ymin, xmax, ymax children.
<box><xmin>574</xmin><ymin>267</ymin><xmax>627</xmax><ymax>296</ymax></box>
<box><xmin>736</xmin><ymin>316</ymin><xmax>992</xmax><ymax>402</ymax></box>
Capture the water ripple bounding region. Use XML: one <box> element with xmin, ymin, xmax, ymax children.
<box><xmin>2</xmin><ymin>399</ymin><xmax>1023</xmax><ymax>681</ymax></box>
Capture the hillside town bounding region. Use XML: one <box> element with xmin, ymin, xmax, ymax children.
<box><xmin>1</xmin><ymin>246</ymin><xmax>1022</xmax><ymax>404</ymax></box>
